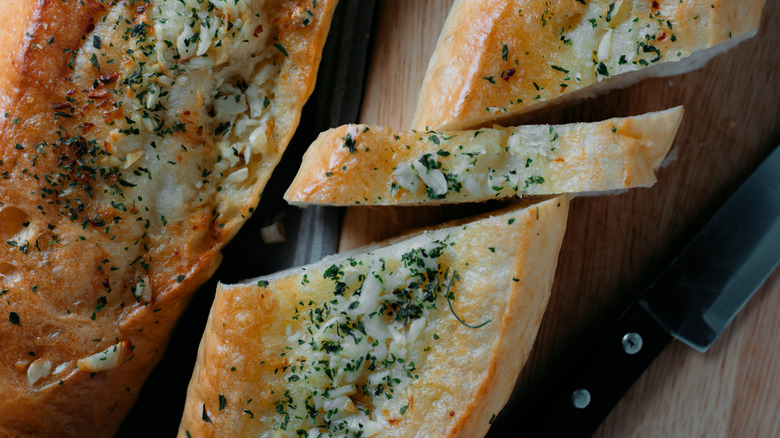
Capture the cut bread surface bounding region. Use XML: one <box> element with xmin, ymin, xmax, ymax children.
<box><xmin>413</xmin><ymin>0</ymin><xmax>764</xmax><ymax>130</ymax></box>
<box><xmin>179</xmin><ymin>196</ymin><xmax>570</xmax><ymax>437</ymax></box>
<box><xmin>285</xmin><ymin>107</ymin><xmax>683</xmax><ymax>206</ymax></box>
<box><xmin>0</xmin><ymin>0</ymin><xmax>336</xmax><ymax>436</ymax></box>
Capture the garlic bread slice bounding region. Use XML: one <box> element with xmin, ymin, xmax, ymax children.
<box><xmin>285</xmin><ymin>107</ymin><xmax>682</xmax><ymax>206</ymax></box>
<box><xmin>413</xmin><ymin>0</ymin><xmax>763</xmax><ymax>130</ymax></box>
<box><xmin>179</xmin><ymin>196</ymin><xmax>569</xmax><ymax>437</ymax></box>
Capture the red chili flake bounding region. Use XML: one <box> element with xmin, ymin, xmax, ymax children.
<box><xmin>99</xmin><ymin>72</ymin><xmax>119</xmax><ymax>84</ymax></box>
<box><xmin>502</xmin><ymin>68</ymin><xmax>516</xmax><ymax>81</ymax></box>
<box><xmin>449</xmin><ymin>411</ymin><xmax>455</xmax><ymax>416</ymax></box>
<box><xmin>651</xmin><ymin>1</ymin><xmax>660</xmax><ymax>9</ymax></box>
<box><xmin>254</xmin><ymin>24</ymin><xmax>264</xmax><ymax>37</ymax></box>
<box><xmin>53</xmin><ymin>102</ymin><xmax>71</xmax><ymax>110</ymax></box>
<box><xmin>103</xmin><ymin>107</ymin><xmax>124</xmax><ymax>124</ymax></box>
<box><xmin>82</xmin><ymin>122</ymin><xmax>95</xmax><ymax>133</ymax></box>
<box><xmin>88</xmin><ymin>89</ymin><xmax>108</xmax><ymax>100</ymax></box>
<box><xmin>657</xmin><ymin>32</ymin><xmax>667</xmax><ymax>41</ymax></box>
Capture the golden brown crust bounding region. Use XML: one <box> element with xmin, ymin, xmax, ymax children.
<box><xmin>0</xmin><ymin>1</ymin><xmax>336</xmax><ymax>436</ymax></box>
<box><xmin>413</xmin><ymin>0</ymin><xmax>764</xmax><ymax>131</ymax></box>
<box><xmin>285</xmin><ymin>107</ymin><xmax>683</xmax><ymax>206</ymax></box>
<box><xmin>178</xmin><ymin>196</ymin><xmax>570</xmax><ymax>437</ymax></box>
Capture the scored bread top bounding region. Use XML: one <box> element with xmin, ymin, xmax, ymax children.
<box><xmin>179</xmin><ymin>196</ymin><xmax>570</xmax><ymax>438</ymax></box>
<box><xmin>0</xmin><ymin>0</ymin><xmax>336</xmax><ymax>436</ymax></box>
<box><xmin>413</xmin><ymin>0</ymin><xmax>764</xmax><ymax>131</ymax></box>
<box><xmin>284</xmin><ymin>107</ymin><xmax>683</xmax><ymax>206</ymax></box>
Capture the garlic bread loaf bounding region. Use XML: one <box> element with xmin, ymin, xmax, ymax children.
<box><xmin>285</xmin><ymin>107</ymin><xmax>682</xmax><ymax>206</ymax></box>
<box><xmin>413</xmin><ymin>0</ymin><xmax>764</xmax><ymax>131</ymax></box>
<box><xmin>179</xmin><ymin>196</ymin><xmax>570</xmax><ymax>437</ymax></box>
<box><xmin>0</xmin><ymin>0</ymin><xmax>336</xmax><ymax>436</ymax></box>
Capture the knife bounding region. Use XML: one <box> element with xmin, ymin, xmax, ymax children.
<box><xmin>492</xmin><ymin>144</ymin><xmax>780</xmax><ymax>437</ymax></box>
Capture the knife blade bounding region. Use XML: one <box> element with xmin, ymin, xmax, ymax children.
<box><xmin>498</xmin><ymin>144</ymin><xmax>780</xmax><ymax>437</ymax></box>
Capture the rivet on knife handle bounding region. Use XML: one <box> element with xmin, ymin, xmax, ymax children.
<box><xmin>523</xmin><ymin>304</ymin><xmax>674</xmax><ymax>437</ymax></box>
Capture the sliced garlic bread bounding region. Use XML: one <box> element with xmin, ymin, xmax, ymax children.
<box><xmin>179</xmin><ymin>196</ymin><xmax>570</xmax><ymax>437</ymax></box>
<box><xmin>413</xmin><ymin>0</ymin><xmax>764</xmax><ymax>130</ymax></box>
<box><xmin>0</xmin><ymin>0</ymin><xmax>336</xmax><ymax>436</ymax></box>
<box><xmin>285</xmin><ymin>107</ymin><xmax>682</xmax><ymax>206</ymax></box>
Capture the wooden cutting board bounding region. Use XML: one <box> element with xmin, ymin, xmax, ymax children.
<box><xmin>339</xmin><ymin>1</ymin><xmax>780</xmax><ymax>436</ymax></box>
<box><xmin>117</xmin><ymin>1</ymin><xmax>779</xmax><ymax>436</ymax></box>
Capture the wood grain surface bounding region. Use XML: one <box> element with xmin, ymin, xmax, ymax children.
<box><xmin>340</xmin><ymin>1</ymin><xmax>780</xmax><ymax>437</ymax></box>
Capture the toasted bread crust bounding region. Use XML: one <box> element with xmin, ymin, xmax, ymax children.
<box><xmin>0</xmin><ymin>1</ymin><xmax>336</xmax><ymax>436</ymax></box>
<box><xmin>179</xmin><ymin>197</ymin><xmax>570</xmax><ymax>437</ymax></box>
<box><xmin>413</xmin><ymin>0</ymin><xmax>764</xmax><ymax>130</ymax></box>
<box><xmin>285</xmin><ymin>107</ymin><xmax>682</xmax><ymax>206</ymax></box>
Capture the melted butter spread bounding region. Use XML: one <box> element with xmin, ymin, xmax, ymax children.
<box><xmin>392</xmin><ymin>127</ymin><xmax>557</xmax><ymax>200</ymax></box>
<box><xmin>269</xmin><ymin>238</ymin><xmax>454</xmax><ymax>437</ymax></box>
<box><xmin>63</xmin><ymin>0</ymin><xmax>286</xmax><ymax>237</ymax></box>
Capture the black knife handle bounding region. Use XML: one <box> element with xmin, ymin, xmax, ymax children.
<box><xmin>518</xmin><ymin>303</ymin><xmax>674</xmax><ymax>437</ymax></box>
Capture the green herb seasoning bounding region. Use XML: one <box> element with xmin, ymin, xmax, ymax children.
<box><xmin>270</xmin><ymin>238</ymin><xmax>472</xmax><ymax>435</ymax></box>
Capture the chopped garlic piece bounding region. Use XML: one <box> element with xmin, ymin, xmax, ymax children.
<box><xmin>407</xmin><ymin>317</ymin><xmax>427</xmax><ymax>343</ymax></box>
<box><xmin>392</xmin><ymin>163</ymin><xmax>420</xmax><ymax>194</ymax></box>
<box><xmin>412</xmin><ymin>160</ymin><xmax>448</xmax><ymax>197</ymax></box>
<box><xmin>77</xmin><ymin>340</ymin><xmax>131</xmax><ymax>373</ymax></box>
<box><xmin>176</xmin><ymin>25</ymin><xmax>197</xmax><ymax>60</ymax></box>
<box><xmin>196</xmin><ymin>19</ymin><xmax>216</xmax><ymax>56</ymax></box>
<box><xmin>27</xmin><ymin>359</ymin><xmax>52</xmax><ymax>385</ymax></box>
<box><xmin>225</xmin><ymin>167</ymin><xmax>249</xmax><ymax>184</ymax></box>
<box><xmin>215</xmin><ymin>93</ymin><xmax>248</xmax><ymax>116</ymax></box>
<box><xmin>121</xmin><ymin>151</ymin><xmax>145</xmax><ymax>169</ymax></box>
<box><xmin>132</xmin><ymin>276</ymin><xmax>151</xmax><ymax>302</ymax></box>
<box><xmin>598</xmin><ymin>28</ymin><xmax>613</xmax><ymax>61</ymax></box>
